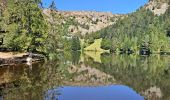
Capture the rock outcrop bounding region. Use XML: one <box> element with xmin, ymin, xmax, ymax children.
<box><xmin>141</xmin><ymin>86</ymin><xmax>162</xmax><ymax>100</ymax></box>
<box><xmin>145</xmin><ymin>0</ymin><xmax>169</xmax><ymax>15</ymax></box>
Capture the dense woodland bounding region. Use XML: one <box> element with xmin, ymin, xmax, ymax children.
<box><xmin>86</xmin><ymin>1</ymin><xmax>170</xmax><ymax>54</ymax></box>
<box><xmin>0</xmin><ymin>0</ymin><xmax>48</xmax><ymax>52</ymax></box>
<box><xmin>0</xmin><ymin>0</ymin><xmax>170</xmax><ymax>56</ymax></box>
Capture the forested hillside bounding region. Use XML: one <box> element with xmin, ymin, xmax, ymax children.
<box><xmin>87</xmin><ymin>0</ymin><xmax>170</xmax><ymax>54</ymax></box>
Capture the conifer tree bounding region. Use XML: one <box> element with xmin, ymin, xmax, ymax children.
<box><xmin>3</xmin><ymin>0</ymin><xmax>48</xmax><ymax>51</ymax></box>
<box><xmin>44</xmin><ymin>0</ymin><xmax>59</xmax><ymax>52</ymax></box>
<box><xmin>71</xmin><ymin>36</ymin><xmax>81</xmax><ymax>51</ymax></box>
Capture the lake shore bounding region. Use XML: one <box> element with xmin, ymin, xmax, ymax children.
<box><xmin>0</xmin><ymin>52</ymin><xmax>27</xmax><ymax>59</ymax></box>
<box><xmin>0</xmin><ymin>52</ymin><xmax>44</xmax><ymax>66</ymax></box>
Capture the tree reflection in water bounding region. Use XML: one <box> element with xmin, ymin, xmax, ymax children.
<box><xmin>0</xmin><ymin>52</ymin><xmax>170</xmax><ymax>100</ymax></box>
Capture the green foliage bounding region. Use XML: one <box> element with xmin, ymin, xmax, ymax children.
<box><xmin>44</xmin><ymin>1</ymin><xmax>61</xmax><ymax>53</ymax></box>
<box><xmin>0</xmin><ymin>0</ymin><xmax>6</xmax><ymax>45</ymax></box>
<box><xmin>84</xmin><ymin>38</ymin><xmax>109</xmax><ymax>53</ymax></box>
<box><xmin>63</xmin><ymin>39</ymin><xmax>72</xmax><ymax>51</ymax></box>
<box><xmin>101</xmin><ymin>39</ymin><xmax>112</xmax><ymax>50</ymax></box>
<box><xmin>71</xmin><ymin>36</ymin><xmax>81</xmax><ymax>51</ymax></box>
<box><xmin>2</xmin><ymin>0</ymin><xmax>48</xmax><ymax>52</ymax></box>
<box><xmin>90</xmin><ymin>8</ymin><xmax>170</xmax><ymax>54</ymax></box>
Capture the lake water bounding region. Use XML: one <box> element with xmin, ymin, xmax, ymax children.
<box><xmin>0</xmin><ymin>51</ymin><xmax>170</xmax><ymax>100</ymax></box>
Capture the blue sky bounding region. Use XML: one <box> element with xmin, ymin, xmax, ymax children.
<box><xmin>42</xmin><ymin>0</ymin><xmax>148</xmax><ymax>14</ymax></box>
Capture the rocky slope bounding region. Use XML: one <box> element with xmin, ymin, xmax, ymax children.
<box><xmin>0</xmin><ymin>0</ymin><xmax>6</xmax><ymax>7</ymax></box>
<box><xmin>144</xmin><ymin>0</ymin><xmax>169</xmax><ymax>15</ymax></box>
<box><xmin>43</xmin><ymin>9</ymin><xmax>124</xmax><ymax>36</ymax></box>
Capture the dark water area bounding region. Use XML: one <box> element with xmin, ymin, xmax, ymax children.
<box><xmin>0</xmin><ymin>51</ymin><xmax>170</xmax><ymax>100</ymax></box>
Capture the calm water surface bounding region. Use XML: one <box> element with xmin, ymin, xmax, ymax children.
<box><xmin>0</xmin><ymin>52</ymin><xmax>170</xmax><ymax>100</ymax></box>
<box><xmin>45</xmin><ymin>85</ymin><xmax>144</xmax><ymax>100</ymax></box>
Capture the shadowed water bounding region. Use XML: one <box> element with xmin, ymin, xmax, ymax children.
<box><xmin>0</xmin><ymin>51</ymin><xmax>170</xmax><ymax>100</ymax></box>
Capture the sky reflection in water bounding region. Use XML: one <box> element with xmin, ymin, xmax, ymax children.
<box><xmin>45</xmin><ymin>85</ymin><xmax>144</xmax><ymax>100</ymax></box>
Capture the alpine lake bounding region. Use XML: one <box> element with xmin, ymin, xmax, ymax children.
<box><xmin>0</xmin><ymin>51</ymin><xmax>170</xmax><ymax>100</ymax></box>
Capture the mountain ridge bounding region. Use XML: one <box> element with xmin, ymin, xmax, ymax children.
<box><xmin>43</xmin><ymin>9</ymin><xmax>124</xmax><ymax>36</ymax></box>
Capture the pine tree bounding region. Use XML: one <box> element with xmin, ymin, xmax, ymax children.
<box><xmin>23</xmin><ymin>0</ymin><xmax>48</xmax><ymax>52</ymax></box>
<box><xmin>0</xmin><ymin>0</ymin><xmax>6</xmax><ymax>43</ymax></box>
<box><xmin>44</xmin><ymin>0</ymin><xmax>60</xmax><ymax>52</ymax></box>
<box><xmin>71</xmin><ymin>36</ymin><xmax>81</xmax><ymax>51</ymax></box>
<box><xmin>3</xmin><ymin>0</ymin><xmax>48</xmax><ymax>51</ymax></box>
